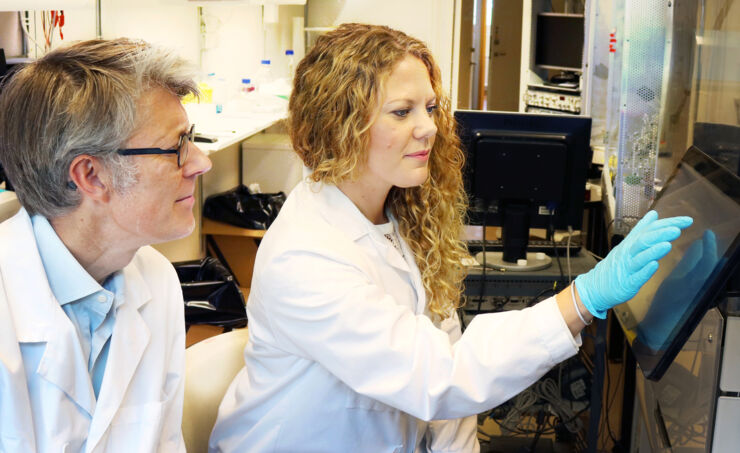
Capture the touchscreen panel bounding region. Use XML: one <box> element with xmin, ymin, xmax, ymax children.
<box><xmin>613</xmin><ymin>147</ymin><xmax>740</xmax><ymax>380</ymax></box>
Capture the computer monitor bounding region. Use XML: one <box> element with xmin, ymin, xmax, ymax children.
<box><xmin>613</xmin><ymin>146</ymin><xmax>740</xmax><ymax>381</ymax></box>
<box><xmin>455</xmin><ymin>110</ymin><xmax>591</xmax><ymax>270</ymax></box>
<box><xmin>534</xmin><ymin>13</ymin><xmax>584</xmax><ymax>73</ymax></box>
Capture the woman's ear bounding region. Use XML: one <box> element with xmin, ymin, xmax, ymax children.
<box><xmin>68</xmin><ymin>155</ymin><xmax>111</xmax><ymax>203</ymax></box>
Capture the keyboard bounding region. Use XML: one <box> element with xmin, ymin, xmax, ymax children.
<box><xmin>466</xmin><ymin>238</ymin><xmax>581</xmax><ymax>256</ymax></box>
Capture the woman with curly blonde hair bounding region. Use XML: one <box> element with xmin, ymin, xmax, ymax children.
<box><xmin>210</xmin><ymin>23</ymin><xmax>692</xmax><ymax>453</ymax></box>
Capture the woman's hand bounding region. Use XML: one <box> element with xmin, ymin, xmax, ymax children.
<box><xmin>574</xmin><ymin>210</ymin><xmax>693</xmax><ymax>318</ymax></box>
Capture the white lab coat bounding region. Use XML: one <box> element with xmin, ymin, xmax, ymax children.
<box><xmin>209</xmin><ymin>181</ymin><xmax>581</xmax><ymax>453</ymax></box>
<box><xmin>0</xmin><ymin>209</ymin><xmax>186</xmax><ymax>453</ymax></box>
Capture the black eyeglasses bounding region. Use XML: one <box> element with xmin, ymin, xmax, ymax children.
<box><xmin>117</xmin><ymin>124</ymin><xmax>195</xmax><ymax>168</ymax></box>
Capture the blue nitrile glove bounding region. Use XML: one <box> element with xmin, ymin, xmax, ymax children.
<box><xmin>637</xmin><ymin>229</ymin><xmax>718</xmax><ymax>350</ymax></box>
<box><xmin>574</xmin><ymin>210</ymin><xmax>693</xmax><ymax>318</ymax></box>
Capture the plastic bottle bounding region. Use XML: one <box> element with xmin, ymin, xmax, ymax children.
<box><xmin>212</xmin><ymin>75</ymin><xmax>227</xmax><ymax>114</ymax></box>
<box><xmin>240</xmin><ymin>78</ymin><xmax>254</xmax><ymax>97</ymax></box>
<box><xmin>285</xmin><ymin>49</ymin><xmax>295</xmax><ymax>79</ymax></box>
<box><xmin>198</xmin><ymin>73</ymin><xmax>215</xmax><ymax>104</ymax></box>
<box><xmin>255</xmin><ymin>60</ymin><xmax>272</xmax><ymax>93</ymax></box>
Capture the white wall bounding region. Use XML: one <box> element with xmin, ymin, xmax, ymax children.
<box><xmin>306</xmin><ymin>0</ymin><xmax>457</xmax><ymax>97</ymax></box>
<box><xmin>17</xmin><ymin>0</ymin><xmax>302</xmax><ymax>89</ymax></box>
<box><xmin>17</xmin><ymin>1</ymin><xmax>457</xmax><ymax>95</ymax></box>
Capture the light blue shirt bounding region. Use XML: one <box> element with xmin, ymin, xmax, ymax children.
<box><xmin>30</xmin><ymin>215</ymin><xmax>123</xmax><ymax>399</ymax></box>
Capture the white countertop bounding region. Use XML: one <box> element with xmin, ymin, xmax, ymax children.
<box><xmin>185</xmin><ymin>102</ymin><xmax>288</xmax><ymax>155</ymax></box>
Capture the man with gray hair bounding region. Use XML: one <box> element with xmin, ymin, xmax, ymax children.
<box><xmin>0</xmin><ymin>38</ymin><xmax>211</xmax><ymax>452</ymax></box>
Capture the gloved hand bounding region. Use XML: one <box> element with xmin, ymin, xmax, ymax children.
<box><xmin>575</xmin><ymin>210</ymin><xmax>693</xmax><ymax>318</ymax></box>
<box><xmin>636</xmin><ymin>229</ymin><xmax>718</xmax><ymax>350</ymax></box>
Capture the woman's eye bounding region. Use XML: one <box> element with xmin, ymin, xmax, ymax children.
<box><xmin>426</xmin><ymin>105</ymin><xmax>438</xmax><ymax>115</ymax></box>
<box><xmin>392</xmin><ymin>109</ymin><xmax>410</xmax><ymax>118</ymax></box>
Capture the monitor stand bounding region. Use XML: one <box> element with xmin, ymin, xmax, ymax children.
<box><xmin>473</xmin><ymin>202</ymin><xmax>553</xmax><ymax>272</ymax></box>
<box><xmin>474</xmin><ymin>251</ymin><xmax>552</xmax><ymax>272</ymax></box>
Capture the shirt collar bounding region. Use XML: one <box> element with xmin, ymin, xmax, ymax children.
<box><xmin>30</xmin><ymin>214</ymin><xmax>103</xmax><ymax>305</ymax></box>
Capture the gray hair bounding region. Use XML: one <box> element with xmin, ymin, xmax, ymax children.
<box><xmin>0</xmin><ymin>38</ymin><xmax>198</xmax><ymax>219</ymax></box>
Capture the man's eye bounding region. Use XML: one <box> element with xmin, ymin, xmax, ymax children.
<box><xmin>392</xmin><ymin>109</ymin><xmax>410</xmax><ymax>118</ymax></box>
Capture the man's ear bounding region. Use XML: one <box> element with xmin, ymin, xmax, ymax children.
<box><xmin>68</xmin><ymin>155</ymin><xmax>111</xmax><ymax>202</ymax></box>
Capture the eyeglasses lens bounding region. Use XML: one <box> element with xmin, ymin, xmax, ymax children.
<box><xmin>178</xmin><ymin>125</ymin><xmax>195</xmax><ymax>167</ymax></box>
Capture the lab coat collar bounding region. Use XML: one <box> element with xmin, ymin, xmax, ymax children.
<box><xmin>310</xmin><ymin>182</ymin><xmax>372</xmax><ymax>242</ymax></box>
<box><xmin>310</xmin><ymin>183</ymin><xmax>411</xmax><ymax>271</ymax></box>
<box><xmin>0</xmin><ymin>208</ymin><xmax>98</xmax><ymax>415</ymax></box>
<box><xmin>307</xmin><ymin>182</ymin><xmax>426</xmax><ymax>311</ymax></box>
<box><xmin>0</xmin><ymin>208</ymin><xmax>154</xmax><ymax>437</ymax></box>
<box><xmin>0</xmin><ymin>209</ymin><xmax>59</xmax><ymax>342</ymax></box>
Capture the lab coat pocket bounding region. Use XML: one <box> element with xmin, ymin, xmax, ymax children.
<box><xmin>106</xmin><ymin>400</ymin><xmax>165</xmax><ymax>452</ymax></box>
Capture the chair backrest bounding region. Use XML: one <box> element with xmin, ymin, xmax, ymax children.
<box><xmin>183</xmin><ymin>327</ymin><xmax>249</xmax><ymax>453</ymax></box>
<box><xmin>0</xmin><ymin>191</ymin><xmax>20</xmax><ymax>222</ymax></box>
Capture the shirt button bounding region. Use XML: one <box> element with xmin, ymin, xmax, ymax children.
<box><xmin>97</xmin><ymin>294</ymin><xmax>107</xmax><ymax>303</ymax></box>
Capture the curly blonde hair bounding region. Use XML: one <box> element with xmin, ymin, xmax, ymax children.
<box><xmin>289</xmin><ymin>23</ymin><xmax>468</xmax><ymax>320</ymax></box>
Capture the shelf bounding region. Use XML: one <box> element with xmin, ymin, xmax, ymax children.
<box><xmin>202</xmin><ymin>218</ymin><xmax>266</xmax><ymax>238</ymax></box>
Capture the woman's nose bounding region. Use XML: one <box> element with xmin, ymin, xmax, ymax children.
<box><xmin>415</xmin><ymin>111</ymin><xmax>437</xmax><ymax>141</ymax></box>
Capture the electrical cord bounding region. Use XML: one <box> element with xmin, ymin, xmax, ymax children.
<box><xmin>476</xmin><ymin>210</ymin><xmax>489</xmax><ymax>309</ymax></box>
<box><xmin>536</xmin><ymin>378</ymin><xmax>583</xmax><ymax>434</ymax></box>
<box><xmin>602</xmin><ymin>355</ymin><xmax>624</xmax><ymax>450</ymax></box>
<box><xmin>582</xmin><ymin>248</ymin><xmax>604</xmax><ymax>262</ymax></box>
<box><xmin>488</xmin><ymin>378</ymin><xmax>586</xmax><ymax>437</ymax></box>
<box><xmin>527</xmin><ymin>409</ymin><xmax>546</xmax><ymax>452</ymax></box>
<box><xmin>527</xmin><ymin>285</ymin><xmax>558</xmax><ymax>307</ymax></box>
<box><xmin>19</xmin><ymin>12</ymin><xmax>45</xmax><ymax>55</ymax></box>
<box><xmin>548</xmin><ymin>211</ymin><xmax>565</xmax><ymax>283</ymax></box>
<box><xmin>566</xmin><ymin>226</ymin><xmax>574</xmax><ymax>284</ymax></box>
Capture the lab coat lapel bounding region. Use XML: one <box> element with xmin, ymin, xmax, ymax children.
<box><xmin>312</xmin><ymin>183</ymin><xmax>426</xmax><ymax>311</ymax></box>
<box><xmin>0</xmin><ymin>216</ymin><xmax>37</xmax><ymax>450</ymax></box>
<box><xmin>86</xmin><ymin>258</ymin><xmax>152</xmax><ymax>452</ymax></box>
<box><xmin>391</xmin><ymin>217</ymin><xmax>427</xmax><ymax>314</ymax></box>
<box><xmin>0</xmin><ymin>209</ymin><xmax>97</xmax><ymax>416</ymax></box>
<box><xmin>316</xmin><ymin>184</ymin><xmax>410</xmax><ymax>271</ymax></box>
<box><xmin>373</xmin><ymin>228</ymin><xmax>411</xmax><ymax>273</ymax></box>
<box><xmin>34</xmin><ymin>312</ymin><xmax>97</xmax><ymax>418</ymax></box>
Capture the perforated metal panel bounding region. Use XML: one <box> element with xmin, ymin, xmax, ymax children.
<box><xmin>609</xmin><ymin>0</ymin><xmax>673</xmax><ymax>234</ymax></box>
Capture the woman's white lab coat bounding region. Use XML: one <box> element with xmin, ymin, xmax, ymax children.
<box><xmin>0</xmin><ymin>209</ymin><xmax>186</xmax><ymax>453</ymax></box>
<box><xmin>209</xmin><ymin>181</ymin><xmax>581</xmax><ymax>453</ymax></box>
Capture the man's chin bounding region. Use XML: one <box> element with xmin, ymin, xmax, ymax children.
<box><xmin>152</xmin><ymin>219</ymin><xmax>195</xmax><ymax>244</ymax></box>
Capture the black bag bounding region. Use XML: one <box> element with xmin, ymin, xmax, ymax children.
<box><xmin>203</xmin><ymin>184</ymin><xmax>286</xmax><ymax>230</ymax></box>
<box><xmin>175</xmin><ymin>257</ymin><xmax>247</xmax><ymax>330</ymax></box>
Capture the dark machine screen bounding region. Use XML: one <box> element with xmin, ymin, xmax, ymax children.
<box><xmin>613</xmin><ymin>147</ymin><xmax>740</xmax><ymax>380</ymax></box>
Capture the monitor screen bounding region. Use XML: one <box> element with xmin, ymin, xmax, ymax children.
<box><xmin>613</xmin><ymin>146</ymin><xmax>740</xmax><ymax>381</ymax></box>
<box><xmin>534</xmin><ymin>13</ymin><xmax>584</xmax><ymax>72</ymax></box>
<box><xmin>455</xmin><ymin>110</ymin><xmax>591</xmax><ymax>264</ymax></box>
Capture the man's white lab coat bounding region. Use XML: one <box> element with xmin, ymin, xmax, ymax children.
<box><xmin>0</xmin><ymin>209</ymin><xmax>186</xmax><ymax>453</ymax></box>
<box><xmin>210</xmin><ymin>181</ymin><xmax>581</xmax><ymax>453</ymax></box>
